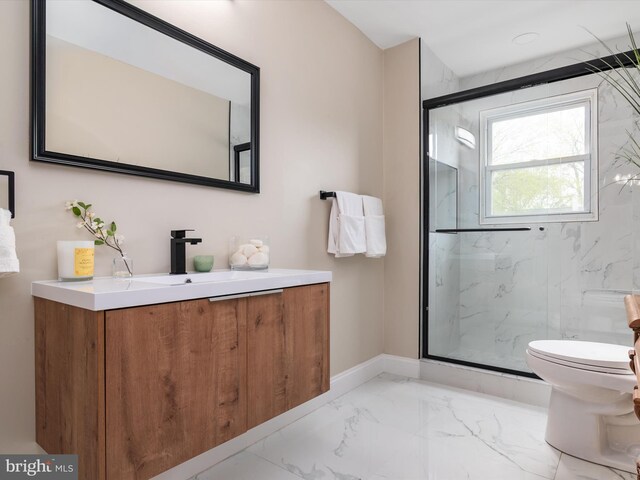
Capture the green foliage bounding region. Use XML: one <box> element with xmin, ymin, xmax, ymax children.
<box><xmin>492</xmin><ymin>164</ymin><xmax>583</xmax><ymax>215</ymax></box>
<box><xmin>65</xmin><ymin>200</ymin><xmax>130</xmax><ymax>274</ymax></box>
<box><xmin>587</xmin><ymin>24</ymin><xmax>640</xmax><ymax>174</ymax></box>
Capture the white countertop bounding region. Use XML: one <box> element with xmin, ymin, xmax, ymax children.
<box><xmin>32</xmin><ymin>269</ymin><xmax>332</xmax><ymax>311</ymax></box>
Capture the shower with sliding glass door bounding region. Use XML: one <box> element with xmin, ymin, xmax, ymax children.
<box><xmin>422</xmin><ymin>54</ymin><xmax>640</xmax><ymax>376</ymax></box>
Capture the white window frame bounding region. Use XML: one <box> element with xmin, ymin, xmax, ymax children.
<box><xmin>479</xmin><ymin>88</ymin><xmax>599</xmax><ymax>225</ymax></box>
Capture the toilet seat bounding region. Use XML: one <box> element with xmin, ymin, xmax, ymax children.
<box><xmin>528</xmin><ymin>340</ymin><xmax>633</xmax><ymax>375</ymax></box>
<box><xmin>525</xmin><ymin>340</ymin><xmax>638</xmax><ymax>473</ymax></box>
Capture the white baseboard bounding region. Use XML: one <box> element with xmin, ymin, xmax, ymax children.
<box><xmin>153</xmin><ymin>353</ymin><xmax>414</xmax><ymax>480</ymax></box>
<box><xmin>380</xmin><ymin>353</ymin><xmax>421</xmax><ymax>378</ymax></box>
<box><xmin>419</xmin><ymin>358</ymin><xmax>551</xmax><ymax>408</ymax></box>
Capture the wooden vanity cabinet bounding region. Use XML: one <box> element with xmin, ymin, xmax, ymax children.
<box><xmin>247</xmin><ymin>283</ymin><xmax>330</xmax><ymax>428</ymax></box>
<box><xmin>105</xmin><ymin>298</ymin><xmax>247</xmax><ymax>479</ymax></box>
<box><xmin>35</xmin><ymin>283</ymin><xmax>329</xmax><ymax>480</ymax></box>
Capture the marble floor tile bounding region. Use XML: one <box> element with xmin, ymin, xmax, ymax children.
<box><xmin>192</xmin><ymin>374</ymin><xmax>633</xmax><ymax>480</ymax></box>
<box><xmin>553</xmin><ymin>454</ymin><xmax>636</xmax><ymax>480</ymax></box>
<box><xmin>193</xmin><ymin>451</ymin><xmax>300</xmax><ymax>480</ymax></box>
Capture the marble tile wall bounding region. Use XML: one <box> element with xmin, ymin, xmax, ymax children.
<box><xmin>423</xmin><ymin>43</ymin><xmax>464</xmax><ymax>358</ymax></box>
<box><xmin>428</xmin><ymin>39</ymin><xmax>640</xmax><ymax>373</ymax></box>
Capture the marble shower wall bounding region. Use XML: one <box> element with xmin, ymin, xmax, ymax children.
<box><xmin>428</xmin><ymin>98</ymin><xmax>463</xmax><ymax>357</ymax></box>
<box><xmin>423</xmin><ymin>44</ymin><xmax>463</xmax><ymax>358</ymax></box>
<box><xmin>428</xmin><ymin>40</ymin><xmax>640</xmax><ymax>373</ymax></box>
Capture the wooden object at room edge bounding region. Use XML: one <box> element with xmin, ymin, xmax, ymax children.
<box><xmin>34</xmin><ymin>283</ymin><xmax>330</xmax><ymax>480</ymax></box>
<box><xmin>623</xmin><ymin>294</ymin><xmax>640</xmax><ymax>480</ymax></box>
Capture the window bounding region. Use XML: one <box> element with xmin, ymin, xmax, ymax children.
<box><xmin>480</xmin><ymin>89</ymin><xmax>598</xmax><ymax>224</ymax></box>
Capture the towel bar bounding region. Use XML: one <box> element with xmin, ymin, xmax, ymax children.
<box><xmin>0</xmin><ymin>170</ymin><xmax>15</xmax><ymax>218</ymax></box>
<box><xmin>319</xmin><ymin>191</ymin><xmax>336</xmax><ymax>200</ymax></box>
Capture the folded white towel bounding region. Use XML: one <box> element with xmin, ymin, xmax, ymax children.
<box><xmin>362</xmin><ymin>195</ymin><xmax>386</xmax><ymax>258</ymax></box>
<box><xmin>338</xmin><ymin>214</ymin><xmax>366</xmax><ymax>255</ymax></box>
<box><xmin>0</xmin><ymin>208</ymin><xmax>19</xmax><ymax>277</ymax></box>
<box><xmin>327</xmin><ymin>198</ymin><xmax>342</xmax><ymax>256</ymax></box>
<box><xmin>327</xmin><ymin>191</ymin><xmax>366</xmax><ymax>257</ymax></box>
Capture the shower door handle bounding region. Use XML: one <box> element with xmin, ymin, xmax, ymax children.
<box><xmin>434</xmin><ymin>227</ymin><xmax>533</xmax><ymax>233</ymax></box>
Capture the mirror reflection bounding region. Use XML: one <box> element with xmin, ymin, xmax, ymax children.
<box><xmin>38</xmin><ymin>0</ymin><xmax>258</xmax><ymax>189</ymax></box>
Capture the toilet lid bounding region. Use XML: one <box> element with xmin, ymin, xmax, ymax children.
<box><xmin>528</xmin><ymin>340</ymin><xmax>633</xmax><ymax>372</ymax></box>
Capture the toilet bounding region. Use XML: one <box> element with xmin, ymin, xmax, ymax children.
<box><xmin>526</xmin><ymin>340</ymin><xmax>640</xmax><ymax>473</ymax></box>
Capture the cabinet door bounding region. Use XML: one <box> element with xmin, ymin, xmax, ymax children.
<box><xmin>105</xmin><ymin>298</ymin><xmax>247</xmax><ymax>480</ymax></box>
<box><xmin>283</xmin><ymin>283</ymin><xmax>330</xmax><ymax>410</ymax></box>
<box><xmin>35</xmin><ymin>298</ymin><xmax>106</xmax><ymax>480</ymax></box>
<box><xmin>246</xmin><ymin>291</ymin><xmax>286</xmax><ymax>428</ymax></box>
<box><xmin>247</xmin><ymin>284</ymin><xmax>330</xmax><ymax>428</ymax></box>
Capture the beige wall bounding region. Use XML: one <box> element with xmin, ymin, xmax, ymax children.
<box><xmin>383</xmin><ymin>39</ymin><xmax>421</xmax><ymax>358</ymax></box>
<box><xmin>0</xmin><ymin>0</ymin><xmax>385</xmax><ymax>452</ymax></box>
<box><xmin>46</xmin><ymin>36</ymin><xmax>230</xmax><ymax>179</ymax></box>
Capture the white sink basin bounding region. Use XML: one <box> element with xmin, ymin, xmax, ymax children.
<box><xmin>133</xmin><ymin>270</ymin><xmax>277</xmax><ymax>286</ymax></box>
<box><xmin>32</xmin><ymin>268</ymin><xmax>332</xmax><ymax>311</ymax></box>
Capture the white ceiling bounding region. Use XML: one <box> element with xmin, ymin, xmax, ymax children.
<box><xmin>326</xmin><ymin>0</ymin><xmax>640</xmax><ymax>77</ymax></box>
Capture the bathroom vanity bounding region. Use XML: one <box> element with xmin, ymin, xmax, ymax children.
<box><xmin>32</xmin><ymin>270</ymin><xmax>331</xmax><ymax>480</ymax></box>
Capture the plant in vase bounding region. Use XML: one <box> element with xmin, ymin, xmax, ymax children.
<box><xmin>588</xmin><ymin>24</ymin><xmax>640</xmax><ymax>186</ymax></box>
<box><xmin>65</xmin><ymin>200</ymin><xmax>132</xmax><ymax>277</ymax></box>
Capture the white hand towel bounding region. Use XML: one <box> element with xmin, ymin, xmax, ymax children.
<box><xmin>327</xmin><ymin>192</ymin><xmax>366</xmax><ymax>257</ymax></box>
<box><xmin>362</xmin><ymin>195</ymin><xmax>387</xmax><ymax>258</ymax></box>
<box><xmin>0</xmin><ymin>208</ymin><xmax>19</xmax><ymax>277</ymax></box>
<box><xmin>336</xmin><ymin>192</ymin><xmax>366</xmax><ymax>255</ymax></box>
<box><xmin>327</xmin><ymin>198</ymin><xmax>341</xmax><ymax>255</ymax></box>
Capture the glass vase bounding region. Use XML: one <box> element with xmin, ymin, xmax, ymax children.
<box><xmin>228</xmin><ymin>236</ymin><xmax>270</xmax><ymax>270</ymax></box>
<box><xmin>112</xmin><ymin>254</ymin><xmax>133</xmax><ymax>278</ymax></box>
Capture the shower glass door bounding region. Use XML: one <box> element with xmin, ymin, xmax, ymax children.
<box><xmin>424</xmin><ymin>61</ymin><xmax>639</xmax><ymax>376</ymax></box>
<box><xmin>427</xmin><ymin>109</ymin><xmax>551</xmax><ymax>375</ymax></box>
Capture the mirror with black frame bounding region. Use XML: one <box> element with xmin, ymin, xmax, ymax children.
<box><xmin>31</xmin><ymin>0</ymin><xmax>260</xmax><ymax>192</ymax></box>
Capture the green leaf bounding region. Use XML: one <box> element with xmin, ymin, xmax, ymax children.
<box><xmin>107</xmin><ymin>230</ymin><xmax>114</xmax><ymax>236</ymax></box>
<box><xmin>78</xmin><ymin>201</ymin><xmax>87</xmax><ymax>209</ymax></box>
<box><xmin>94</xmin><ymin>240</ymin><xmax>104</xmax><ymax>245</ymax></box>
<box><xmin>111</xmin><ymin>222</ymin><xmax>117</xmax><ymax>233</ymax></box>
<box><xmin>85</xmin><ymin>204</ymin><xmax>92</xmax><ymax>209</ymax></box>
<box><xmin>72</xmin><ymin>206</ymin><xmax>81</xmax><ymax>216</ymax></box>
<box><xmin>94</xmin><ymin>218</ymin><xmax>102</xmax><ymax>224</ymax></box>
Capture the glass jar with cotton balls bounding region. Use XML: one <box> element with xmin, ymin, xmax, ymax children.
<box><xmin>228</xmin><ymin>236</ymin><xmax>269</xmax><ymax>270</ymax></box>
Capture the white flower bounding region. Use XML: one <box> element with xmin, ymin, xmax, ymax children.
<box><xmin>90</xmin><ymin>222</ymin><xmax>99</xmax><ymax>230</ymax></box>
<box><xmin>76</xmin><ymin>222</ymin><xmax>84</xmax><ymax>229</ymax></box>
<box><xmin>71</xmin><ymin>200</ymin><xmax>79</xmax><ymax>208</ymax></box>
<box><xmin>64</xmin><ymin>201</ymin><xmax>73</xmax><ymax>210</ymax></box>
<box><xmin>115</xmin><ymin>234</ymin><xmax>125</xmax><ymax>245</ymax></box>
<box><xmin>87</xmin><ymin>212</ymin><xmax>96</xmax><ymax>219</ymax></box>
<box><xmin>98</xmin><ymin>222</ymin><xmax>105</xmax><ymax>229</ymax></box>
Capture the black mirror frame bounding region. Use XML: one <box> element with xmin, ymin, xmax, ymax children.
<box><xmin>31</xmin><ymin>0</ymin><xmax>260</xmax><ymax>193</ymax></box>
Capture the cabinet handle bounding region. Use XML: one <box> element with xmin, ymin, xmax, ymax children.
<box><xmin>208</xmin><ymin>289</ymin><xmax>283</xmax><ymax>302</ymax></box>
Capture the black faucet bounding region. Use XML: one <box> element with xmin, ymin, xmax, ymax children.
<box><xmin>170</xmin><ymin>230</ymin><xmax>202</xmax><ymax>275</ymax></box>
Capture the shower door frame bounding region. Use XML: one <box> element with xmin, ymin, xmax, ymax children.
<box><xmin>421</xmin><ymin>49</ymin><xmax>638</xmax><ymax>377</ymax></box>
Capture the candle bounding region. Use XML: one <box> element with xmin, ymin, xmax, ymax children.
<box><xmin>57</xmin><ymin>240</ymin><xmax>95</xmax><ymax>281</ymax></box>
